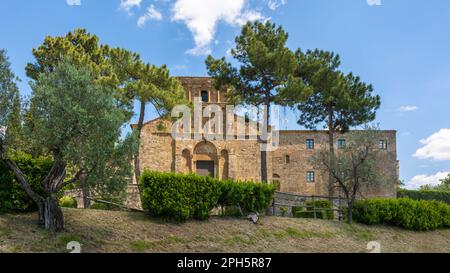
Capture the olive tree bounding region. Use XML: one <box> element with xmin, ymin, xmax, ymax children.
<box><xmin>1</xmin><ymin>59</ymin><xmax>131</xmax><ymax>231</ymax></box>
<box><xmin>311</xmin><ymin>126</ymin><xmax>391</xmax><ymax>224</ymax></box>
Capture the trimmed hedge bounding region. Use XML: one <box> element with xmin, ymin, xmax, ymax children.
<box><xmin>140</xmin><ymin>171</ymin><xmax>275</xmax><ymax>222</ymax></box>
<box><xmin>398</xmin><ymin>189</ymin><xmax>450</xmax><ymax>204</ymax></box>
<box><xmin>218</xmin><ymin>180</ymin><xmax>275</xmax><ymax>215</ymax></box>
<box><xmin>353</xmin><ymin>198</ymin><xmax>450</xmax><ymax>231</ymax></box>
<box><xmin>292</xmin><ymin>200</ymin><xmax>334</xmax><ymax>220</ymax></box>
<box><xmin>0</xmin><ymin>153</ymin><xmax>52</xmax><ymax>212</ymax></box>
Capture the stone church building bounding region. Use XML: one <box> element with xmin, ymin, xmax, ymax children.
<box><xmin>133</xmin><ymin>77</ymin><xmax>399</xmax><ymax>198</ymax></box>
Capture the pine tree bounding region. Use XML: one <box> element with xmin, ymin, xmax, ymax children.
<box><xmin>205</xmin><ymin>21</ymin><xmax>308</xmax><ymax>182</ymax></box>
<box><xmin>288</xmin><ymin>49</ymin><xmax>381</xmax><ymax>196</ymax></box>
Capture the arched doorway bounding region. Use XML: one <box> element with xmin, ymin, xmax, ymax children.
<box><xmin>193</xmin><ymin>141</ymin><xmax>217</xmax><ymax>178</ymax></box>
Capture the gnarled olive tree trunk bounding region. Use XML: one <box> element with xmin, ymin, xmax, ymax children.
<box><xmin>38</xmin><ymin>196</ymin><xmax>64</xmax><ymax>231</ymax></box>
<box><xmin>1</xmin><ymin>143</ymin><xmax>67</xmax><ymax>232</ymax></box>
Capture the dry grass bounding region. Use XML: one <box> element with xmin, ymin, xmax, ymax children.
<box><xmin>1</xmin><ymin>208</ymin><xmax>450</xmax><ymax>253</ymax></box>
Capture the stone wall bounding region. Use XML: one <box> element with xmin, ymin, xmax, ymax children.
<box><xmin>273</xmin><ymin>130</ymin><xmax>399</xmax><ymax>197</ymax></box>
<box><xmin>134</xmin><ymin>77</ymin><xmax>399</xmax><ymax>199</ymax></box>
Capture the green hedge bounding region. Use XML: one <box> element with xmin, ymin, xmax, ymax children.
<box><xmin>353</xmin><ymin>198</ymin><xmax>450</xmax><ymax>231</ymax></box>
<box><xmin>218</xmin><ymin>180</ymin><xmax>275</xmax><ymax>215</ymax></box>
<box><xmin>140</xmin><ymin>171</ymin><xmax>275</xmax><ymax>222</ymax></box>
<box><xmin>398</xmin><ymin>189</ymin><xmax>450</xmax><ymax>204</ymax></box>
<box><xmin>0</xmin><ymin>153</ymin><xmax>52</xmax><ymax>212</ymax></box>
<box><xmin>292</xmin><ymin>200</ymin><xmax>334</xmax><ymax>220</ymax></box>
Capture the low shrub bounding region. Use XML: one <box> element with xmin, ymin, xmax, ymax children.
<box><xmin>140</xmin><ymin>171</ymin><xmax>276</xmax><ymax>222</ymax></box>
<box><xmin>90</xmin><ymin>196</ymin><xmax>125</xmax><ymax>211</ymax></box>
<box><xmin>0</xmin><ymin>152</ymin><xmax>52</xmax><ymax>212</ymax></box>
<box><xmin>59</xmin><ymin>196</ymin><xmax>77</xmax><ymax>208</ymax></box>
<box><xmin>292</xmin><ymin>200</ymin><xmax>334</xmax><ymax>220</ymax></box>
<box><xmin>90</xmin><ymin>203</ymin><xmax>110</xmax><ymax>211</ymax></box>
<box><xmin>398</xmin><ymin>189</ymin><xmax>450</xmax><ymax>204</ymax></box>
<box><xmin>353</xmin><ymin>198</ymin><xmax>450</xmax><ymax>231</ymax></box>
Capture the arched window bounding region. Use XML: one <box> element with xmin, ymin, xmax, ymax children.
<box><xmin>285</xmin><ymin>155</ymin><xmax>290</xmax><ymax>164</ymax></box>
<box><xmin>201</xmin><ymin>90</ymin><xmax>209</xmax><ymax>103</ymax></box>
<box><xmin>272</xmin><ymin>174</ymin><xmax>281</xmax><ymax>191</ymax></box>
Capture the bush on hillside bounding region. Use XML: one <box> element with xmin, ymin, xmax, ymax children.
<box><xmin>140</xmin><ymin>171</ymin><xmax>276</xmax><ymax>222</ymax></box>
<box><xmin>353</xmin><ymin>198</ymin><xmax>450</xmax><ymax>231</ymax></box>
<box><xmin>0</xmin><ymin>152</ymin><xmax>52</xmax><ymax>212</ymax></box>
<box><xmin>398</xmin><ymin>189</ymin><xmax>450</xmax><ymax>204</ymax></box>
<box><xmin>59</xmin><ymin>196</ymin><xmax>78</xmax><ymax>208</ymax></box>
<box><xmin>292</xmin><ymin>200</ymin><xmax>334</xmax><ymax>220</ymax></box>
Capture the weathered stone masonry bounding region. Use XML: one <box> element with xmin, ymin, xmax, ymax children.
<box><xmin>132</xmin><ymin>77</ymin><xmax>399</xmax><ymax>200</ymax></box>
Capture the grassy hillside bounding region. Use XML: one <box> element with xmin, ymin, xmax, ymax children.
<box><xmin>1</xmin><ymin>208</ymin><xmax>450</xmax><ymax>253</ymax></box>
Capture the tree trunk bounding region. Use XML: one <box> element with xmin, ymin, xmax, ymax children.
<box><xmin>1</xmin><ymin>142</ymin><xmax>65</xmax><ymax>232</ymax></box>
<box><xmin>260</xmin><ymin>101</ymin><xmax>270</xmax><ymax>183</ymax></box>
<box><xmin>1</xmin><ymin>149</ymin><xmax>44</xmax><ymax>207</ymax></box>
<box><xmin>347</xmin><ymin>202</ymin><xmax>354</xmax><ymax>225</ymax></box>
<box><xmin>133</xmin><ymin>100</ymin><xmax>146</xmax><ymax>186</ymax></box>
<box><xmin>41</xmin><ymin>197</ymin><xmax>64</xmax><ymax>232</ymax></box>
<box><xmin>80</xmin><ymin>174</ymin><xmax>91</xmax><ymax>209</ymax></box>
<box><xmin>327</xmin><ymin>108</ymin><xmax>335</xmax><ymax>198</ymax></box>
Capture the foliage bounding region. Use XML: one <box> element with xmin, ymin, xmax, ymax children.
<box><xmin>353</xmin><ymin>198</ymin><xmax>450</xmax><ymax>231</ymax></box>
<box><xmin>89</xmin><ymin>196</ymin><xmax>126</xmax><ymax>211</ymax></box>
<box><xmin>419</xmin><ymin>174</ymin><xmax>450</xmax><ymax>191</ymax></box>
<box><xmin>284</xmin><ymin>49</ymin><xmax>381</xmax><ymax>198</ymax></box>
<box><xmin>140</xmin><ymin>171</ymin><xmax>276</xmax><ymax>222</ymax></box>
<box><xmin>1</xmin><ymin>58</ymin><xmax>134</xmax><ymax>231</ymax></box>
<box><xmin>271</xmin><ymin>180</ymin><xmax>281</xmax><ymax>191</ymax></box>
<box><xmin>59</xmin><ymin>196</ymin><xmax>78</xmax><ymax>208</ymax></box>
<box><xmin>287</xmin><ymin>49</ymin><xmax>381</xmax><ymax>134</ymax></box>
<box><xmin>0</xmin><ymin>49</ymin><xmax>22</xmax><ymax>149</ymax></box>
<box><xmin>78</xmin><ymin>126</ymin><xmax>138</xmax><ymax>207</ymax></box>
<box><xmin>292</xmin><ymin>200</ymin><xmax>334</xmax><ymax>220</ymax></box>
<box><xmin>109</xmin><ymin>48</ymin><xmax>188</xmax><ymax>184</ymax></box>
<box><xmin>398</xmin><ymin>189</ymin><xmax>450</xmax><ymax>205</ymax></box>
<box><xmin>206</xmin><ymin>21</ymin><xmax>303</xmax><ymax>106</ymax></box>
<box><xmin>25</xmin><ymin>29</ymin><xmax>119</xmax><ymax>90</ymax></box>
<box><xmin>0</xmin><ymin>152</ymin><xmax>52</xmax><ymax>212</ymax></box>
<box><xmin>90</xmin><ymin>203</ymin><xmax>111</xmax><ymax>211</ymax></box>
<box><xmin>205</xmin><ymin>21</ymin><xmax>310</xmax><ymax>182</ymax></box>
<box><xmin>218</xmin><ymin>180</ymin><xmax>275</xmax><ymax>214</ymax></box>
<box><xmin>140</xmin><ymin>171</ymin><xmax>221</xmax><ymax>222</ymax></box>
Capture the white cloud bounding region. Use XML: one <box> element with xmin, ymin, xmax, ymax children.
<box><xmin>66</xmin><ymin>0</ymin><xmax>81</xmax><ymax>6</ymax></box>
<box><xmin>267</xmin><ymin>0</ymin><xmax>286</xmax><ymax>11</ymax></box>
<box><xmin>173</xmin><ymin>64</ymin><xmax>188</xmax><ymax>70</ymax></box>
<box><xmin>398</xmin><ymin>105</ymin><xmax>418</xmax><ymax>112</ymax></box>
<box><xmin>405</xmin><ymin>171</ymin><xmax>450</xmax><ymax>190</ymax></box>
<box><xmin>171</xmin><ymin>0</ymin><xmax>265</xmax><ymax>56</ymax></box>
<box><xmin>120</xmin><ymin>0</ymin><xmax>142</xmax><ymax>15</ymax></box>
<box><xmin>413</xmin><ymin>129</ymin><xmax>450</xmax><ymax>161</ymax></box>
<box><xmin>138</xmin><ymin>5</ymin><xmax>163</xmax><ymax>27</ymax></box>
<box><xmin>367</xmin><ymin>0</ymin><xmax>381</xmax><ymax>6</ymax></box>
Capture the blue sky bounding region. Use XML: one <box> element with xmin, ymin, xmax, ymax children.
<box><xmin>1</xmin><ymin>0</ymin><xmax>449</xmax><ymax>189</ymax></box>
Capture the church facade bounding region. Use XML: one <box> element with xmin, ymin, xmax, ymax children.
<box><xmin>134</xmin><ymin>77</ymin><xmax>399</xmax><ymax>198</ymax></box>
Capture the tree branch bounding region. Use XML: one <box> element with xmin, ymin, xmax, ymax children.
<box><xmin>0</xmin><ymin>139</ymin><xmax>44</xmax><ymax>204</ymax></box>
